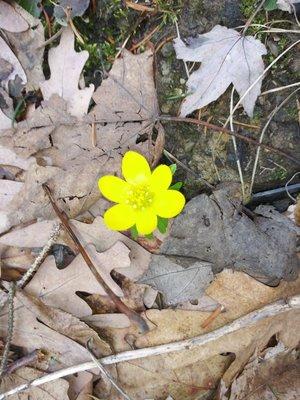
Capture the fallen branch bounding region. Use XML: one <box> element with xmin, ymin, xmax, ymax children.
<box><xmin>42</xmin><ymin>184</ymin><xmax>149</xmax><ymax>334</ymax></box>
<box><xmin>1</xmin><ymin>295</ymin><xmax>299</xmax><ymax>399</ymax></box>
<box><xmin>159</xmin><ymin>115</ymin><xmax>300</xmax><ymax>165</ymax></box>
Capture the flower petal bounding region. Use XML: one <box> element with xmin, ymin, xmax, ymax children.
<box><xmin>153</xmin><ymin>190</ymin><xmax>185</xmax><ymax>218</ymax></box>
<box><xmin>122</xmin><ymin>151</ymin><xmax>151</xmax><ymax>184</ymax></box>
<box><xmin>136</xmin><ymin>209</ymin><xmax>157</xmax><ymax>235</ymax></box>
<box><xmin>98</xmin><ymin>176</ymin><xmax>129</xmax><ymax>203</ymax></box>
<box><xmin>104</xmin><ymin>204</ymin><xmax>135</xmax><ymax>231</ymax></box>
<box><xmin>150</xmin><ymin>165</ymin><xmax>172</xmax><ymax>192</ymax></box>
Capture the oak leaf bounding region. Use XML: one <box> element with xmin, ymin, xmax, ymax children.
<box><xmin>40</xmin><ymin>27</ymin><xmax>94</xmax><ymax>118</ymax></box>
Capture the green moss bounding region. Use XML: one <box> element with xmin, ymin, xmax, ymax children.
<box><xmin>270</xmin><ymin>168</ymin><xmax>288</xmax><ymax>181</ymax></box>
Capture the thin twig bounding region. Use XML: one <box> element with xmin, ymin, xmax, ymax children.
<box><xmin>0</xmin><ymin>283</ymin><xmax>16</xmax><ymax>379</ymax></box>
<box><xmin>159</xmin><ymin>115</ymin><xmax>300</xmax><ymax>165</ymax></box>
<box><xmin>260</xmin><ymin>81</ymin><xmax>300</xmax><ymax>96</ymax></box>
<box><xmin>249</xmin><ymin>87</ymin><xmax>300</xmax><ymax>194</ymax></box>
<box><xmin>230</xmin><ymin>87</ymin><xmax>245</xmax><ymax>199</ymax></box>
<box><xmin>42</xmin><ymin>184</ymin><xmax>149</xmax><ymax>333</ymax></box>
<box><xmin>86</xmin><ymin>340</ymin><xmax>132</xmax><ymax>400</ymax></box>
<box><xmin>285</xmin><ymin>172</ymin><xmax>300</xmax><ymax>203</ymax></box>
<box><xmin>4</xmin><ymin>350</ymin><xmax>44</xmax><ymax>376</ymax></box>
<box><xmin>37</xmin><ymin>27</ymin><xmax>63</xmax><ymax>49</ymax></box>
<box><xmin>224</xmin><ymin>39</ymin><xmax>300</xmax><ymax>128</ymax></box>
<box><xmin>18</xmin><ymin>222</ymin><xmax>61</xmax><ymax>288</ymax></box>
<box><xmin>1</xmin><ymin>295</ymin><xmax>299</xmax><ymax>399</ymax></box>
<box><xmin>175</xmin><ymin>20</ymin><xmax>189</xmax><ymax>78</ymax></box>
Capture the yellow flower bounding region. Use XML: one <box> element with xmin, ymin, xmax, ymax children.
<box><xmin>98</xmin><ymin>151</ymin><xmax>185</xmax><ymax>235</ymax></box>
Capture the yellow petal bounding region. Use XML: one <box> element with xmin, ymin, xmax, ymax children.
<box><xmin>104</xmin><ymin>204</ymin><xmax>135</xmax><ymax>231</ymax></box>
<box><xmin>136</xmin><ymin>209</ymin><xmax>157</xmax><ymax>235</ymax></box>
<box><xmin>98</xmin><ymin>176</ymin><xmax>129</xmax><ymax>203</ymax></box>
<box><xmin>153</xmin><ymin>190</ymin><xmax>185</xmax><ymax>218</ymax></box>
<box><xmin>150</xmin><ymin>165</ymin><xmax>172</xmax><ymax>192</ymax></box>
<box><xmin>122</xmin><ymin>151</ymin><xmax>151</xmax><ymax>184</ymax></box>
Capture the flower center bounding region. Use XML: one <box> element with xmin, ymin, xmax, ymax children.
<box><xmin>125</xmin><ymin>184</ymin><xmax>154</xmax><ymax>211</ymax></box>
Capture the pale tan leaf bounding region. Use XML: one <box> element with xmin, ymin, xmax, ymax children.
<box><xmin>40</xmin><ymin>27</ymin><xmax>94</xmax><ymax>118</ymax></box>
<box><xmin>0</xmin><ymin>44</ymin><xmax>162</xmax><ymax>232</ymax></box>
<box><xmin>0</xmin><ymin>296</ymin><xmax>90</xmax><ymax>366</ymax></box>
<box><xmin>0</xmin><ymin>36</ymin><xmax>26</xmax><ymax>89</ymax></box>
<box><xmin>0</xmin><ymin>180</ymin><xmax>23</xmax><ymax>210</ymax></box>
<box><xmin>24</xmin><ymin>241</ymin><xmax>131</xmax><ymax>317</ymax></box>
<box><xmin>225</xmin><ymin>349</ymin><xmax>300</xmax><ymax>400</ymax></box>
<box><xmin>0</xmin><ymin>1</ymin><xmax>29</xmax><ymax>32</ymax></box>
<box><xmin>0</xmin><ymin>367</ymin><xmax>69</xmax><ymax>400</ymax></box>
<box><xmin>83</xmin><ymin>313</ymin><xmax>131</xmax><ymax>329</ymax></box>
<box><xmin>16</xmin><ymin>290</ymin><xmax>111</xmax><ymax>357</ymax></box>
<box><xmin>0</xmin><ymin>217</ymin><xmax>151</xmax><ymax>280</ymax></box>
<box><xmin>98</xmin><ymin>270</ymin><xmax>300</xmax><ymax>400</ymax></box>
<box><xmin>0</xmin><ymin>109</ymin><xmax>12</xmax><ymax>131</ymax></box>
<box><xmin>4</xmin><ymin>4</ymin><xmax>45</xmax><ymax>90</ymax></box>
<box><xmin>68</xmin><ymin>371</ymin><xmax>93</xmax><ymax>400</ymax></box>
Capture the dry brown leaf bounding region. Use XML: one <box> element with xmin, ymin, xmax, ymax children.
<box><xmin>68</xmin><ymin>371</ymin><xmax>93</xmax><ymax>400</ymax></box>
<box><xmin>0</xmin><ymin>109</ymin><xmax>12</xmax><ymax>130</ymax></box>
<box><xmin>0</xmin><ymin>180</ymin><xmax>23</xmax><ymax>210</ymax></box>
<box><xmin>0</xmin><ymin>367</ymin><xmax>69</xmax><ymax>400</ymax></box>
<box><xmin>4</xmin><ymin>4</ymin><xmax>44</xmax><ymax>90</ymax></box>
<box><xmin>24</xmin><ymin>241</ymin><xmax>131</xmax><ymax>317</ymax></box>
<box><xmin>83</xmin><ymin>313</ymin><xmax>131</xmax><ymax>329</ymax></box>
<box><xmin>0</xmin><ymin>288</ymin><xmax>111</xmax><ymax>367</ymax></box>
<box><xmin>0</xmin><ymin>1</ymin><xmax>29</xmax><ymax>32</ymax></box>
<box><xmin>0</xmin><ymin>47</ymin><xmax>162</xmax><ymax>233</ymax></box>
<box><xmin>0</xmin><ymin>36</ymin><xmax>26</xmax><ymax>89</ymax></box>
<box><xmin>40</xmin><ymin>27</ymin><xmax>94</xmax><ymax>118</ymax></box>
<box><xmin>98</xmin><ymin>270</ymin><xmax>300</xmax><ymax>400</ymax></box>
<box><xmin>0</xmin><ymin>217</ymin><xmax>151</xmax><ymax>280</ymax></box>
<box><xmin>224</xmin><ymin>348</ymin><xmax>300</xmax><ymax>400</ymax></box>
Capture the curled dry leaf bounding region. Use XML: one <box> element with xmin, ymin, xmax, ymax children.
<box><xmin>174</xmin><ymin>25</ymin><xmax>267</xmax><ymax>117</ymax></box>
<box><xmin>0</xmin><ymin>48</ymin><xmax>162</xmax><ymax>233</ymax></box>
<box><xmin>0</xmin><ymin>0</ymin><xmax>29</xmax><ymax>32</ymax></box>
<box><xmin>101</xmin><ymin>270</ymin><xmax>300</xmax><ymax>400</ymax></box>
<box><xmin>0</xmin><ymin>36</ymin><xmax>26</xmax><ymax>89</ymax></box>
<box><xmin>0</xmin><ymin>367</ymin><xmax>69</xmax><ymax>400</ymax></box>
<box><xmin>3</xmin><ymin>4</ymin><xmax>44</xmax><ymax>90</ymax></box>
<box><xmin>40</xmin><ymin>27</ymin><xmax>94</xmax><ymax>118</ymax></box>
<box><xmin>223</xmin><ymin>348</ymin><xmax>300</xmax><ymax>400</ymax></box>
<box><xmin>0</xmin><ymin>289</ymin><xmax>103</xmax><ymax>367</ymax></box>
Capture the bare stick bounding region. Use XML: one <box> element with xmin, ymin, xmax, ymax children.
<box><xmin>86</xmin><ymin>340</ymin><xmax>132</xmax><ymax>400</ymax></box>
<box><xmin>0</xmin><ymin>283</ymin><xmax>15</xmax><ymax>379</ymax></box>
<box><xmin>229</xmin><ymin>87</ymin><xmax>245</xmax><ymax>199</ymax></box>
<box><xmin>159</xmin><ymin>115</ymin><xmax>300</xmax><ymax>165</ymax></box>
<box><xmin>1</xmin><ymin>295</ymin><xmax>299</xmax><ymax>399</ymax></box>
<box><xmin>42</xmin><ymin>184</ymin><xmax>149</xmax><ymax>333</ymax></box>
<box><xmin>18</xmin><ymin>223</ymin><xmax>61</xmax><ymax>288</ymax></box>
